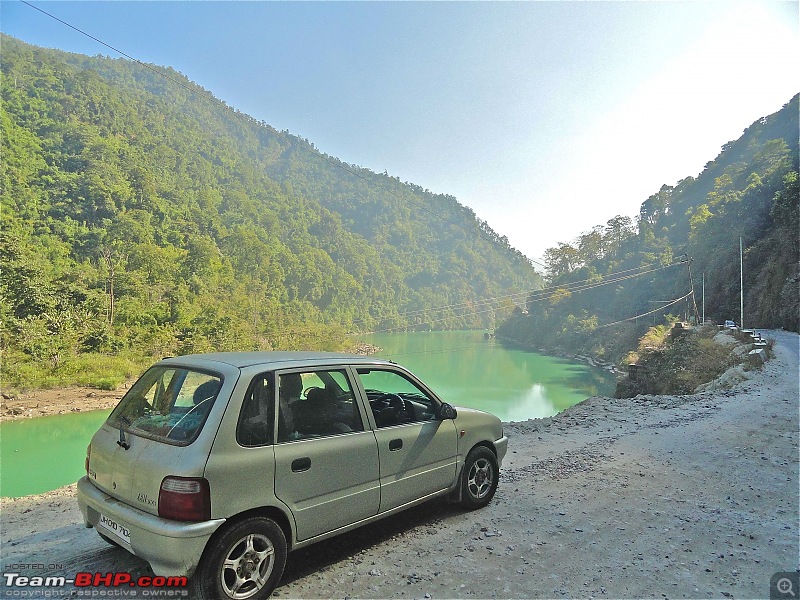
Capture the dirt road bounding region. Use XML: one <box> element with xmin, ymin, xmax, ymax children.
<box><xmin>1</xmin><ymin>331</ymin><xmax>797</xmax><ymax>599</ymax></box>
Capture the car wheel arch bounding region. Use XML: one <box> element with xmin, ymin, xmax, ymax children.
<box><xmin>219</xmin><ymin>505</ymin><xmax>295</xmax><ymax>551</ymax></box>
<box><xmin>462</xmin><ymin>441</ymin><xmax>497</xmax><ymax>463</ymax></box>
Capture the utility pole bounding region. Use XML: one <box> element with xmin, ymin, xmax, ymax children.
<box><xmin>684</xmin><ymin>254</ymin><xmax>701</xmax><ymax>325</ymax></box>
<box><xmin>740</xmin><ymin>237</ymin><xmax>744</xmax><ymax>329</ymax></box>
<box><xmin>702</xmin><ymin>273</ymin><xmax>705</xmax><ymax>325</ymax></box>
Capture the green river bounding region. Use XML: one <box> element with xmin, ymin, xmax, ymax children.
<box><xmin>363</xmin><ymin>331</ymin><xmax>613</xmax><ymax>421</ymax></box>
<box><xmin>0</xmin><ymin>331</ymin><xmax>613</xmax><ymax>498</ymax></box>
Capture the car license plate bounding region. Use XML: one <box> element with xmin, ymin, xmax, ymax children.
<box><xmin>98</xmin><ymin>513</ymin><xmax>131</xmax><ymax>545</ymax></box>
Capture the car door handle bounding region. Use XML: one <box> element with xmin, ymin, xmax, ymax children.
<box><xmin>389</xmin><ymin>439</ymin><xmax>403</xmax><ymax>451</ymax></box>
<box><xmin>291</xmin><ymin>457</ymin><xmax>311</xmax><ymax>472</ymax></box>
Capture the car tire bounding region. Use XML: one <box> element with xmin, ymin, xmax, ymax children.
<box><xmin>193</xmin><ymin>516</ymin><xmax>287</xmax><ymax>600</ymax></box>
<box><xmin>460</xmin><ymin>446</ymin><xmax>498</xmax><ymax>509</ymax></box>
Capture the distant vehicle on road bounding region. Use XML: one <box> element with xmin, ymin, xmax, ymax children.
<box><xmin>725</xmin><ymin>320</ymin><xmax>737</xmax><ymax>329</ymax></box>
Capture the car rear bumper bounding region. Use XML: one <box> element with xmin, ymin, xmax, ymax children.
<box><xmin>77</xmin><ymin>476</ymin><xmax>225</xmax><ymax>577</ymax></box>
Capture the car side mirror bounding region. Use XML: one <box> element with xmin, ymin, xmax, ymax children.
<box><xmin>438</xmin><ymin>403</ymin><xmax>457</xmax><ymax>420</ymax></box>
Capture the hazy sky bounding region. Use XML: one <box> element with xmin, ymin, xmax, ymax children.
<box><xmin>2</xmin><ymin>1</ymin><xmax>797</xmax><ymax>265</ymax></box>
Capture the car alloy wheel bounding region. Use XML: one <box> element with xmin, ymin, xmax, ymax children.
<box><xmin>220</xmin><ymin>532</ymin><xmax>275</xmax><ymax>598</ymax></box>
<box><xmin>467</xmin><ymin>457</ymin><xmax>493</xmax><ymax>499</ymax></box>
<box><xmin>461</xmin><ymin>446</ymin><xmax>498</xmax><ymax>509</ymax></box>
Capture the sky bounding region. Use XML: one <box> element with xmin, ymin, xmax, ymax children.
<box><xmin>2</xmin><ymin>1</ymin><xmax>798</xmax><ymax>266</ymax></box>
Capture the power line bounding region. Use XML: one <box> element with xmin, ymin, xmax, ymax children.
<box><xmin>350</xmin><ymin>261</ymin><xmax>677</xmax><ymax>328</ymax></box>
<box><xmin>231</xmin><ymin>259</ymin><xmax>687</xmax><ymax>342</ymax></box>
<box><xmin>368</xmin><ymin>289</ymin><xmax>694</xmax><ymax>359</ymax></box>
<box><xmin>361</xmin><ymin>262</ymin><xmax>681</xmax><ymax>333</ymax></box>
<box><xmin>19</xmin><ymin>1</ymin><xmax>211</xmax><ymax>100</ymax></box>
<box><xmin>368</xmin><ymin>291</ymin><xmax>692</xmax><ymax>357</ymax></box>
<box><xmin>362</xmin><ymin>261</ymin><xmax>683</xmax><ymax>334</ymax></box>
<box><xmin>595</xmin><ymin>291</ymin><xmax>693</xmax><ymax>329</ymax></box>
<box><xmin>524</xmin><ymin>263</ymin><xmax>680</xmax><ymax>300</ymax></box>
<box><xmin>19</xmin><ymin>0</ymin><xmax>546</xmax><ymax>273</ymax></box>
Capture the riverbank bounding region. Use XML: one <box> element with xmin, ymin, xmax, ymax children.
<box><xmin>0</xmin><ymin>343</ymin><xmax>383</xmax><ymax>423</ymax></box>
<box><xmin>495</xmin><ymin>334</ymin><xmax>620</xmax><ymax>374</ymax></box>
<box><xmin>1</xmin><ymin>330</ymin><xmax>797</xmax><ymax>598</ymax></box>
<box><xmin>0</xmin><ymin>385</ymin><xmax>129</xmax><ymax>422</ymax></box>
<box><xmin>0</xmin><ymin>385</ymin><xmax>126</xmax><ymax>422</ymax></box>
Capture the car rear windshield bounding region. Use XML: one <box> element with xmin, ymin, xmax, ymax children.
<box><xmin>107</xmin><ymin>366</ymin><xmax>223</xmax><ymax>445</ymax></box>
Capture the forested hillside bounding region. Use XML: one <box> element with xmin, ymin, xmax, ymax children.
<box><xmin>498</xmin><ymin>95</ymin><xmax>799</xmax><ymax>362</ymax></box>
<box><xmin>0</xmin><ymin>35</ymin><xmax>540</xmax><ymax>387</ymax></box>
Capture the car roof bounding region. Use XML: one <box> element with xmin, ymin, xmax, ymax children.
<box><xmin>160</xmin><ymin>351</ymin><xmax>395</xmax><ymax>371</ymax></box>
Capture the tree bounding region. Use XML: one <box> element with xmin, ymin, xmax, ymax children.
<box><xmin>577</xmin><ymin>226</ymin><xmax>606</xmax><ymax>263</ymax></box>
<box><xmin>544</xmin><ymin>243</ymin><xmax>580</xmax><ymax>279</ymax></box>
<box><xmin>604</xmin><ymin>215</ymin><xmax>635</xmax><ymax>256</ymax></box>
<box><xmin>99</xmin><ymin>246</ymin><xmax>127</xmax><ymax>326</ymax></box>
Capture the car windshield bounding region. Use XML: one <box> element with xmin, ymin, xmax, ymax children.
<box><xmin>107</xmin><ymin>366</ymin><xmax>223</xmax><ymax>445</ymax></box>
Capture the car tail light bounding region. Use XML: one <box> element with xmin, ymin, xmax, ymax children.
<box><xmin>158</xmin><ymin>476</ymin><xmax>211</xmax><ymax>522</ymax></box>
<box><xmin>85</xmin><ymin>444</ymin><xmax>91</xmax><ymax>475</ymax></box>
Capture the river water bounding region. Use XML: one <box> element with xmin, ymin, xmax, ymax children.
<box><xmin>362</xmin><ymin>331</ymin><xmax>613</xmax><ymax>422</ymax></box>
<box><xmin>1</xmin><ymin>409</ymin><xmax>111</xmax><ymax>498</ymax></box>
<box><xmin>0</xmin><ymin>331</ymin><xmax>613</xmax><ymax>497</ymax></box>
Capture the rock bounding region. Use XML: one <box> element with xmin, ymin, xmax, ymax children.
<box><xmin>712</xmin><ymin>331</ymin><xmax>739</xmax><ymax>346</ymax></box>
<box><xmin>695</xmin><ymin>365</ymin><xmax>749</xmax><ymax>393</ymax></box>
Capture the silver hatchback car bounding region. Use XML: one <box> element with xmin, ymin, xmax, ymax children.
<box><xmin>77</xmin><ymin>352</ymin><xmax>508</xmax><ymax>599</ymax></box>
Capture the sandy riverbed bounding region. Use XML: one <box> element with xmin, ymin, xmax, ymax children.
<box><xmin>1</xmin><ymin>330</ymin><xmax>797</xmax><ymax>598</ymax></box>
<box><xmin>0</xmin><ymin>385</ymin><xmax>128</xmax><ymax>421</ymax></box>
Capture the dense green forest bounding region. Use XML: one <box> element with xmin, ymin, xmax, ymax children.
<box><xmin>0</xmin><ymin>35</ymin><xmax>541</xmax><ymax>387</ymax></box>
<box><xmin>497</xmin><ymin>94</ymin><xmax>799</xmax><ymax>363</ymax></box>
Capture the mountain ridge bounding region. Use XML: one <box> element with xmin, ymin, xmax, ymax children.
<box><xmin>1</xmin><ymin>34</ymin><xmax>540</xmax><ymax>385</ymax></box>
<box><xmin>497</xmin><ymin>93</ymin><xmax>799</xmax><ymax>362</ymax></box>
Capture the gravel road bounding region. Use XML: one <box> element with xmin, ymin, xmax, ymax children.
<box><xmin>1</xmin><ymin>330</ymin><xmax>797</xmax><ymax>599</ymax></box>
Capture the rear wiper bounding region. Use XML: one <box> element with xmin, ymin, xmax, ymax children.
<box><xmin>117</xmin><ymin>415</ymin><xmax>131</xmax><ymax>450</ymax></box>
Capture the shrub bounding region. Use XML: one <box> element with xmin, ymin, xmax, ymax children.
<box><xmin>616</xmin><ymin>326</ymin><xmax>751</xmax><ymax>398</ymax></box>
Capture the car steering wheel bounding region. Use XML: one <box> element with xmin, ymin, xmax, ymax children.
<box><xmin>375</xmin><ymin>393</ymin><xmax>407</xmax><ymax>421</ymax></box>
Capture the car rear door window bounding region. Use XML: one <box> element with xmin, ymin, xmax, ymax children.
<box><xmin>237</xmin><ymin>373</ymin><xmax>274</xmax><ymax>447</ymax></box>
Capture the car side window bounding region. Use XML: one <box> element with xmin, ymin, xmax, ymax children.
<box><xmin>277</xmin><ymin>370</ymin><xmax>363</xmax><ymax>442</ymax></box>
<box><xmin>356</xmin><ymin>369</ymin><xmax>438</xmax><ymax>428</ymax></box>
<box><xmin>237</xmin><ymin>374</ymin><xmax>274</xmax><ymax>447</ymax></box>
